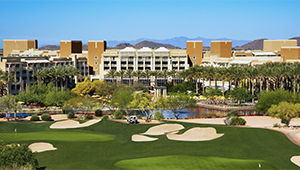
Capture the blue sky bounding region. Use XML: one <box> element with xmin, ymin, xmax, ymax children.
<box><xmin>1</xmin><ymin>0</ymin><xmax>299</xmax><ymax>48</ymax></box>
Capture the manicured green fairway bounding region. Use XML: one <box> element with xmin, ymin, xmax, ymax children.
<box><xmin>1</xmin><ymin>119</ymin><xmax>300</xmax><ymax>169</ymax></box>
<box><xmin>0</xmin><ymin>131</ymin><xmax>115</xmax><ymax>142</ymax></box>
<box><xmin>115</xmin><ymin>155</ymin><xmax>279</xmax><ymax>170</ymax></box>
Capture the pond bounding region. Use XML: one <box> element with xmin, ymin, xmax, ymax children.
<box><xmin>125</xmin><ymin>106</ymin><xmax>260</xmax><ymax>119</ymax></box>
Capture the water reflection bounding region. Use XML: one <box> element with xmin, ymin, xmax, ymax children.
<box><xmin>105</xmin><ymin>106</ymin><xmax>258</xmax><ymax>119</ymax></box>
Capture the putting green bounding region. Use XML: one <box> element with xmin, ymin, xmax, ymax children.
<box><xmin>114</xmin><ymin>155</ymin><xmax>280</xmax><ymax>170</ymax></box>
<box><xmin>0</xmin><ymin>131</ymin><xmax>115</xmax><ymax>143</ymax></box>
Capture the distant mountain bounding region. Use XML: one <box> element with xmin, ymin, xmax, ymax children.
<box><xmin>203</xmin><ymin>46</ymin><xmax>210</xmax><ymax>51</ymax></box>
<box><xmin>39</xmin><ymin>45</ymin><xmax>59</xmax><ymax>50</ymax></box>
<box><xmin>290</xmin><ymin>37</ymin><xmax>300</xmax><ymax>46</ymax></box>
<box><xmin>110</xmin><ymin>43</ymin><xmax>133</xmax><ymax>49</ymax></box>
<box><xmin>107</xmin><ymin>36</ymin><xmax>251</xmax><ymax>49</ymax></box>
<box><xmin>82</xmin><ymin>45</ymin><xmax>88</xmax><ymax>51</ymax></box>
<box><xmin>133</xmin><ymin>41</ymin><xmax>180</xmax><ymax>49</ymax></box>
<box><xmin>235</xmin><ymin>39</ymin><xmax>267</xmax><ymax>50</ymax></box>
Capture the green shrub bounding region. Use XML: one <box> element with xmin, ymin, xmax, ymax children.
<box><xmin>154</xmin><ymin>111</ymin><xmax>164</xmax><ymax>121</ymax></box>
<box><xmin>41</xmin><ymin>113</ymin><xmax>52</xmax><ymax>121</ymax></box>
<box><xmin>273</xmin><ymin>123</ymin><xmax>281</xmax><ymax>127</ymax></box>
<box><xmin>137</xmin><ymin>115</ymin><xmax>142</xmax><ymax>119</ymax></box>
<box><xmin>68</xmin><ymin>112</ymin><xmax>75</xmax><ymax>119</ymax></box>
<box><xmin>30</xmin><ymin>114</ymin><xmax>40</xmax><ymax>121</ymax></box>
<box><xmin>114</xmin><ymin>110</ymin><xmax>123</xmax><ymax>119</ymax></box>
<box><xmin>227</xmin><ymin>110</ymin><xmax>239</xmax><ymax>117</ymax></box>
<box><xmin>95</xmin><ymin>109</ymin><xmax>103</xmax><ymax>117</ymax></box>
<box><xmin>102</xmin><ymin>115</ymin><xmax>109</xmax><ymax>120</ymax></box>
<box><xmin>0</xmin><ymin>143</ymin><xmax>39</xmax><ymax>169</ymax></box>
<box><xmin>85</xmin><ymin>115</ymin><xmax>93</xmax><ymax>120</ymax></box>
<box><xmin>121</xmin><ymin>116</ymin><xmax>127</xmax><ymax>120</ymax></box>
<box><xmin>230</xmin><ymin>116</ymin><xmax>246</xmax><ymax>125</ymax></box>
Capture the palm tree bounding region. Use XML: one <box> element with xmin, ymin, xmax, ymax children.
<box><xmin>0</xmin><ymin>70</ymin><xmax>14</xmax><ymax>95</ymax></box>
<box><xmin>204</xmin><ymin>66</ymin><xmax>215</xmax><ymax>88</ymax></box>
<box><xmin>132</xmin><ymin>70</ymin><xmax>143</xmax><ymax>85</ymax></box>
<box><xmin>116</xmin><ymin>70</ymin><xmax>125</xmax><ymax>85</ymax></box>
<box><xmin>106</xmin><ymin>69</ymin><xmax>116</xmax><ymax>84</ymax></box>
<box><xmin>217</xmin><ymin>67</ymin><xmax>229</xmax><ymax>96</ymax></box>
<box><xmin>125</xmin><ymin>69</ymin><xmax>133</xmax><ymax>86</ymax></box>
<box><xmin>167</xmin><ymin>69</ymin><xmax>177</xmax><ymax>86</ymax></box>
<box><xmin>143</xmin><ymin>69</ymin><xmax>151</xmax><ymax>91</ymax></box>
<box><xmin>290</xmin><ymin>63</ymin><xmax>300</xmax><ymax>93</ymax></box>
<box><xmin>247</xmin><ymin>66</ymin><xmax>258</xmax><ymax>103</ymax></box>
<box><xmin>151</xmin><ymin>70</ymin><xmax>161</xmax><ymax>87</ymax></box>
<box><xmin>161</xmin><ymin>69</ymin><xmax>168</xmax><ymax>86</ymax></box>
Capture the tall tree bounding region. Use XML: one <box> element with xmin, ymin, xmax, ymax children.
<box><xmin>125</xmin><ymin>69</ymin><xmax>133</xmax><ymax>86</ymax></box>
<box><xmin>162</xmin><ymin>93</ymin><xmax>196</xmax><ymax>119</ymax></box>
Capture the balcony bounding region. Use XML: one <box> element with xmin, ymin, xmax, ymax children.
<box><xmin>173</xmin><ymin>64</ymin><xmax>178</xmax><ymax>67</ymax></box>
<box><xmin>180</xmin><ymin>64</ymin><xmax>186</xmax><ymax>67</ymax></box>
<box><xmin>138</xmin><ymin>64</ymin><xmax>144</xmax><ymax>67</ymax></box>
<box><xmin>145</xmin><ymin>58</ymin><xmax>151</xmax><ymax>61</ymax></box>
<box><xmin>121</xmin><ymin>64</ymin><xmax>127</xmax><ymax>67</ymax></box>
<box><xmin>111</xmin><ymin>64</ymin><xmax>117</xmax><ymax>67</ymax></box>
<box><xmin>162</xmin><ymin>58</ymin><xmax>168</xmax><ymax>61</ymax></box>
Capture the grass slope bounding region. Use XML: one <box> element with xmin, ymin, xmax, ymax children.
<box><xmin>1</xmin><ymin>119</ymin><xmax>300</xmax><ymax>169</ymax></box>
<box><xmin>115</xmin><ymin>155</ymin><xmax>280</xmax><ymax>170</ymax></box>
<box><xmin>0</xmin><ymin>131</ymin><xmax>115</xmax><ymax>142</ymax></box>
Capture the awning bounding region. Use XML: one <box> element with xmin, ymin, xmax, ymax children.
<box><xmin>20</xmin><ymin>51</ymin><xmax>31</xmax><ymax>55</ymax></box>
<box><xmin>30</xmin><ymin>51</ymin><xmax>43</xmax><ymax>56</ymax></box>
<box><xmin>229</xmin><ymin>60</ymin><xmax>252</xmax><ymax>64</ymax></box>
<box><xmin>26</xmin><ymin>60</ymin><xmax>50</xmax><ymax>63</ymax></box>
<box><xmin>252</xmin><ymin>52</ymin><xmax>276</xmax><ymax>56</ymax></box>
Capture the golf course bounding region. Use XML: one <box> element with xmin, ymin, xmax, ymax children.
<box><xmin>1</xmin><ymin>119</ymin><xmax>300</xmax><ymax>169</ymax></box>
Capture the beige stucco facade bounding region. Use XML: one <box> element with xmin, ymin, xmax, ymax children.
<box><xmin>211</xmin><ymin>41</ymin><xmax>232</xmax><ymax>58</ymax></box>
<box><xmin>186</xmin><ymin>41</ymin><xmax>203</xmax><ymax>66</ymax></box>
<box><xmin>60</xmin><ymin>40</ymin><xmax>82</xmax><ymax>58</ymax></box>
<box><xmin>263</xmin><ymin>40</ymin><xmax>297</xmax><ymax>52</ymax></box>
<box><xmin>281</xmin><ymin>46</ymin><xmax>300</xmax><ymax>62</ymax></box>
<box><xmin>88</xmin><ymin>41</ymin><xmax>106</xmax><ymax>75</ymax></box>
<box><xmin>3</xmin><ymin>40</ymin><xmax>37</xmax><ymax>56</ymax></box>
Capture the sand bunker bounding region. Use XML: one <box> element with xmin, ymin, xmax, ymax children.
<box><xmin>28</xmin><ymin>142</ymin><xmax>57</xmax><ymax>153</ymax></box>
<box><xmin>143</xmin><ymin>124</ymin><xmax>184</xmax><ymax>135</ymax></box>
<box><xmin>132</xmin><ymin>134</ymin><xmax>158</xmax><ymax>142</ymax></box>
<box><xmin>50</xmin><ymin>119</ymin><xmax>101</xmax><ymax>129</ymax></box>
<box><xmin>166</xmin><ymin>127</ymin><xmax>224</xmax><ymax>141</ymax></box>
<box><xmin>6</xmin><ymin>143</ymin><xmax>20</xmax><ymax>147</ymax></box>
<box><xmin>291</xmin><ymin>156</ymin><xmax>300</xmax><ymax>167</ymax></box>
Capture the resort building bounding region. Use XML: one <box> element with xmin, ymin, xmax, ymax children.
<box><xmin>1</xmin><ymin>38</ymin><xmax>300</xmax><ymax>94</ymax></box>
<box><xmin>201</xmin><ymin>40</ymin><xmax>298</xmax><ymax>67</ymax></box>
<box><xmin>0</xmin><ymin>40</ymin><xmax>90</xmax><ymax>94</ymax></box>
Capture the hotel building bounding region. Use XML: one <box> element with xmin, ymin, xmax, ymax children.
<box><xmin>1</xmin><ymin>38</ymin><xmax>299</xmax><ymax>94</ymax></box>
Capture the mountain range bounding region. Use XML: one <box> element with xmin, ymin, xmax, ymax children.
<box><xmin>107</xmin><ymin>36</ymin><xmax>250</xmax><ymax>49</ymax></box>
<box><xmin>37</xmin><ymin>36</ymin><xmax>300</xmax><ymax>51</ymax></box>
<box><xmin>234</xmin><ymin>37</ymin><xmax>300</xmax><ymax>50</ymax></box>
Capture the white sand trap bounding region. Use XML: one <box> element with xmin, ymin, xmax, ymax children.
<box><xmin>28</xmin><ymin>142</ymin><xmax>57</xmax><ymax>153</ymax></box>
<box><xmin>132</xmin><ymin>134</ymin><xmax>158</xmax><ymax>142</ymax></box>
<box><xmin>143</xmin><ymin>124</ymin><xmax>185</xmax><ymax>136</ymax></box>
<box><xmin>7</xmin><ymin>143</ymin><xmax>20</xmax><ymax>147</ymax></box>
<box><xmin>166</xmin><ymin>127</ymin><xmax>224</xmax><ymax>141</ymax></box>
<box><xmin>291</xmin><ymin>156</ymin><xmax>300</xmax><ymax>167</ymax></box>
<box><xmin>50</xmin><ymin>119</ymin><xmax>101</xmax><ymax>129</ymax></box>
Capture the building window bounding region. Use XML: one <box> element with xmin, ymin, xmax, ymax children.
<box><xmin>95</xmin><ymin>62</ymin><xmax>98</xmax><ymax>65</ymax></box>
<box><xmin>94</xmin><ymin>56</ymin><xmax>98</xmax><ymax>59</ymax></box>
<box><xmin>95</xmin><ymin>67</ymin><xmax>98</xmax><ymax>70</ymax></box>
<box><xmin>193</xmin><ymin>62</ymin><xmax>196</xmax><ymax>65</ymax></box>
<box><xmin>193</xmin><ymin>56</ymin><xmax>196</xmax><ymax>60</ymax></box>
